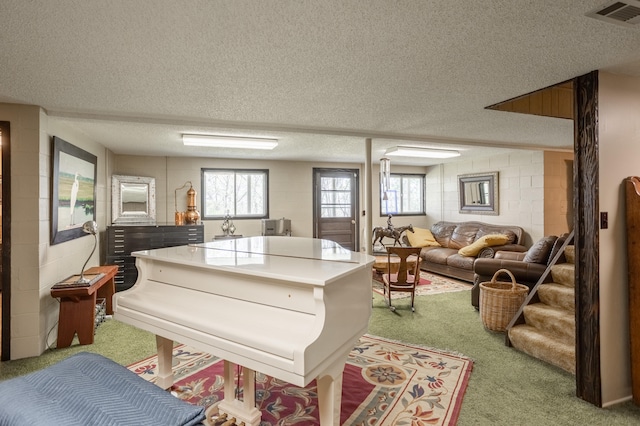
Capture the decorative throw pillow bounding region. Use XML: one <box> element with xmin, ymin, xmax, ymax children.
<box><xmin>458</xmin><ymin>234</ymin><xmax>510</xmax><ymax>257</ymax></box>
<box><xmin>523</xmin><ymin>235</ymin><xmax>558</xmax><ymax>264</ymax></box>
<box><xmin>476</xmin><ymin>228</ymin><xmax>517</xmax><ymax>245</ymax></box>
<box><xmin>406</xmin><ymin>227</ymin><xmax>441</xmax><ymax>248</ymax></box>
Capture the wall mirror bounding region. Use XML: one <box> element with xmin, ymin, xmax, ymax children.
<box><xmin>458</xmin><ymin>171</ymin><xmax>499</xmax><ymax>215</ymax></box>
<box><xmin>112</xmin><ymin>175</ymin><xmax>156</xmax><ymax>224</ymax></box>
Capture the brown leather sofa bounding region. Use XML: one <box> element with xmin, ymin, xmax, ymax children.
<box><xmin>471</xmin><ymin>233</ymin><xmax>569</xmax><ymax>309</ymax></box>
<box><xmin>411</xmin><ymin>221</ymin><xmax>528</xmax><ymax>283</ymax></box>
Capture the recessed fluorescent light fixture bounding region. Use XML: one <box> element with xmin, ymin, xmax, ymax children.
<box><xmin>182</xmin><ymin>134</ymin><xmax>278</xmax><ymax>150</ymax></box>
<box><xmin>385</xmin><ymin>146</ymin><xmax>460</xmax><ymax>159</ymax></box>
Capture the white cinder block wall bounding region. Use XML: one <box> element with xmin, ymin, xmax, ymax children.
<box><xmin>1</xmin><ymin>103</ymin><xmax>42</xmax><ymax>359</ymax></box>
<box><xmin>1</xmin><ymin>103</ymin><xmax>107</xmax><ymax>359</ymax></box>
<box><xmin>425</xmin><ymin>150</ymin><xmax>549</xmax><ymax>247</ymax></box>
<box><xmin>41</xmin><ymin>116</ymin><xmax>107</xmax><ymax>357</ymax></box>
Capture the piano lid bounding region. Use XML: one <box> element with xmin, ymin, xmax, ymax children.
<box><xmin>131</xmin><ymin>236</ymin><xmax>375</xmax><ymax>285</ymax></box>
<box><xmin>191</xmin><ymin>236</ymin><xmax>361</xmax><ymax>264</ymax></box>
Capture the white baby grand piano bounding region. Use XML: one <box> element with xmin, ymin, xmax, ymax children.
<box><xmin>113</xmin><ymin>236</ymin><xmax>374</xmax><ymax>425</ymax></box>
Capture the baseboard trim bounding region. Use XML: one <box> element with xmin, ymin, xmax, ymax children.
<box><xmin>602</xmin><ymin>394</ymin><xmax>632</xmax><ymax>408</ymax></box>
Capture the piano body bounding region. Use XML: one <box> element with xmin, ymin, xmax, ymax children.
<box><xmin>113</xmin><ymin>236</ymin><xmax>374</xmax><ymax>425</ymax></box>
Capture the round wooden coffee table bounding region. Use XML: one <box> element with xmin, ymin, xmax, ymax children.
<box><xmin>372</xmin><ymin>254</ymin><xmax>419</xmax><ymax>275</ymax></box>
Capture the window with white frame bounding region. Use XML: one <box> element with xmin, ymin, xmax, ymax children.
<box><xmin>380</xmin><ymin>173</ymin><xmax>425</xmax><ymax>216</ymax></box>
<box><xmin>201</xmin><ymin>168</ymin><xmax>269</xmax><ymax>219</ymax></box>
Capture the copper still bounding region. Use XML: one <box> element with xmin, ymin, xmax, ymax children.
<box><xmin>184</xmin><ymin>185</ymin><xmax>200</xmax><ymax>224</ymax></box>
<box><xmin>175</xmin><ymin>181</ymin><xmax>200</xmax><ymax>225</ymax></box>
<box><xmin>175</xmin><ymin>211</ymin><xmax>185</xmax><ymax>226</ymax></box>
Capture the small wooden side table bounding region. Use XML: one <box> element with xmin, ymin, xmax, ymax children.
<box><xmin>50</xmin><ymin>265</ymin><xmax>118</xmax><ymax>348</ymax></box>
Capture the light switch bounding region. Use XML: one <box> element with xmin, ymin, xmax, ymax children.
<box><xmin>600</xmin><ymin>212</ymin><xmax>608</xmax><ymax>229</ymax></box>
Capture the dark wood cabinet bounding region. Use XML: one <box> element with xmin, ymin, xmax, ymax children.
<box><xmin>105</xmin><ymin>224</ymin><xmax>204</xmax><ymax>291</ymax></box>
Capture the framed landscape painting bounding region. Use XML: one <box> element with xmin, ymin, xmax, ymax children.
<box><xmin>51</xmin><ymin>136</ymin><xmax>97</xmax><ymax>245</ymax></box>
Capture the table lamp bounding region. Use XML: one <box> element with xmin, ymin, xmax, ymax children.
<box><xmin>76</xmin><ymin>220</ymin><xmax>98</xmax><ymax>284</ymax></box>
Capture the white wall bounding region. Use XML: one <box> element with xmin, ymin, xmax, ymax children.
<box><xmin>425</xmin><ymin>150</ymin><xmax>548</xmax><ymax>247</ymax></box>
<box><xmin>113</xmin><ymin>151</ymin><xmax>561</xmax><ymax>253</ymax></box>
<box><xmin>42</xmin><ymin>117</ymin><xmax>108</xmax><ymax>356</ymax></box>
<box><xmin>112</xmin><ymin>156</ymin><xmax>432</xmax><ymax>252</ymax></box>
<box><xmin>1</xmin><ymin>103</ymin><xmax>42</xmax><ymax>358</ymax></box>
<box><xmin>598</xmin><ymin>71</ymin><xmax>640</xmax><ymax>405</ymax></box>
<box><xmin>0</xmin><ymin>104</ymin><xmax>107</xmax><ymax>359</ymax></box>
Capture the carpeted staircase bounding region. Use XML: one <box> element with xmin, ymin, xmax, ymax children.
<box><xmin>508</xmin><ymin>245</ymin><xmax>576</xmax><ymax>374</ymax></box>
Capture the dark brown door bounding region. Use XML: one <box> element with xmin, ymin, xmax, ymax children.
<box><xmin>313</xmin><ymin>168</ymin><xmax>359</xmax><ymax>251</ymax></box>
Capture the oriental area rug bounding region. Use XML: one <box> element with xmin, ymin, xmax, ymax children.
<box><xmin>129</xmin><ymin>334</ymin><xmax>473</xmax><ymax>426</ymax></box>
<box><xmin>372</xmin><ymin>271</ymin><xmax>472</xmax><ymax>299</ymax></box>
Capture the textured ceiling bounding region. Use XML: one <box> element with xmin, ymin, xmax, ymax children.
<box><xmin>2</xmin><ymin>0</ymin><xmax>640</xmax><ymax>165</ymax></box>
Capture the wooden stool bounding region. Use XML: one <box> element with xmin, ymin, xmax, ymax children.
<box><xmin>50</xmin><ymin>265</ymin><xmax>118</xmax><ymax>348</ymax></box>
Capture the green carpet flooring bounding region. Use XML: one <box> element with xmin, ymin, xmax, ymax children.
<box><xmin>2</xmin><ymin>288</ymin><xmax>640</xmax><ymax>425</ymax></box>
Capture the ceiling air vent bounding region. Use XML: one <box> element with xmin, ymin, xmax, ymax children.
<box><xmin>586</xmin><ymin>1</ymin><xmax>640</xmax><ymax>27</ymax></box>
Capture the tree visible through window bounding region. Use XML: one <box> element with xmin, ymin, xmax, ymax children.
<box><xmin>201</xmin><ymin>168</ymin><xmax>269</xmax><ymax>219</ymax></box>
<box><xmin>381</xmin><ymin>173</ymin><xmax>425</xmax><ymax>216</ymax></box>
<box><xmin>320</xmin><ymin>176</ymin><xmax>352</xmax><ymax>218</ymax></box>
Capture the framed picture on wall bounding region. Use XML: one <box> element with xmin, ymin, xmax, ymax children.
<box><xmin>51</xmin><ymin>136</ymin><xmax>97</xmax><ymax>245</ymax></box>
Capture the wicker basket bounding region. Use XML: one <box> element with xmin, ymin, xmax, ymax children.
<box><xmin>479</xmin><ymin>269</ymin><xmax>529</xmax><ymax>332</ymax></box>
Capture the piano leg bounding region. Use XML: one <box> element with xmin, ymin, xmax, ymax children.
<box><xmin>156</xmin><ymin>335</ymin><xmax>174</xmax><ymax>390</ymax></box>
<box><xmin>217</xmin><ymin>360</ymin><xmax>262</xmax><ymax>426</ymax></box>
<box><xmin>317</xmin><ymin>371</ymin><xmax>343</xmax><ymax>426</ymax></box>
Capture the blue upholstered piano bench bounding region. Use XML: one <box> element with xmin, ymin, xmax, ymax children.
<box><xmin>0</xmin><ymin>352</ymin><xmax>206</xmax><ymax>426</ymax></box>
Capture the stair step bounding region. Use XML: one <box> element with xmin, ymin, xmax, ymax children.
<box><xmin>538</xmin><ymin>283</ymin><xmax>575</xmax><ymax>312</ymax></box>
<box><xmin>522</xmin><ymin>303</ymin><xmax>575</xmax><ymax>344</ymax></box>
<box><xmin>508</xmin><ymin>324</ymin><xmax>576</xmax><ymax>374</ymax></box>
<box><xmin>551</xmin><ymin>263</ymin><xmax>574</xmax><ymax>288</ymax></box>
<box><xmin>564</xmin><ymin>245</ymin><xmax>575</xmax><ymax>264</ymax></box>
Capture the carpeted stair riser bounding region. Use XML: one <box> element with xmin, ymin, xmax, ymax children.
<box><xmin>508</xmin><ymin>325</ymin><xmax>576</xmax><ymax>374</ymax></box>
<box><xmin>564</xmin><ymin>245</ymin><xmax>575</xmax><ymax>264</ymax></box>
<box><xmin>508</xmin><ymin>245</ymin><xmax>576</xmax><ymax>375</ymax></box>
<box><xmin>522</xmin><ymin>304</ymin><xmax>575</xmax><ymax>344</ymax></box>
<box><xmin>551</xmin><ymin>263</ymin><xmax>575</xmax><ymax>288</ymax></box>
<box><xmin>537</xmin><ymin>283</ymin><xmax>575</xmax><ymax>312</ymax></box>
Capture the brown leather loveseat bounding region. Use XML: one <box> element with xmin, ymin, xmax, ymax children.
<box><xmin>405</xmin><ymin>221</ymin><xmax>528</xmax><ymax>283</ymax></box>
<box><xmin>471</xmin><ymin>233</ymin><xmax>569</xmax><ymax>309</ymax></box>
